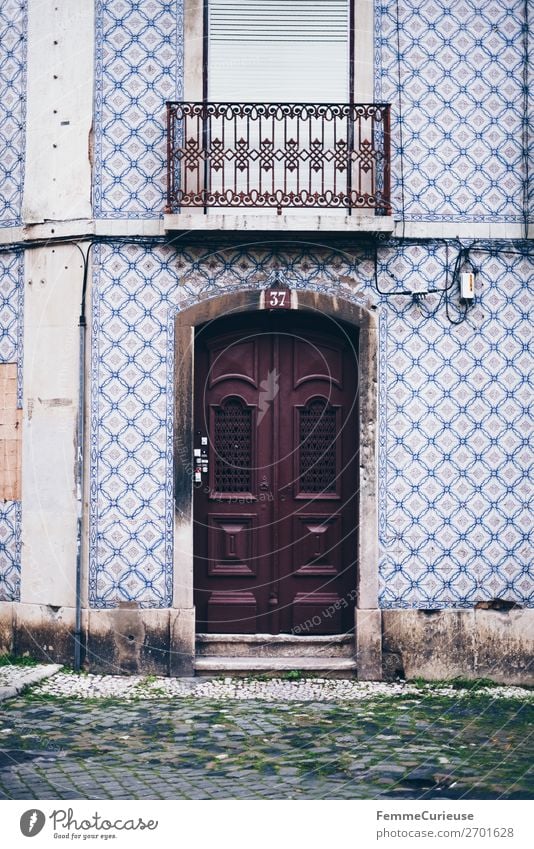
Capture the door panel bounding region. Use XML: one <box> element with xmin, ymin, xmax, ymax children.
<box><xmin>293</xmin><ymin>514</ymin><xmax>341</xmax><ymax>577</ymax></box>
<box><xmin>210</xmin><ymin>397</ymin><xmax>255</xmax><ymax>497</ymax></box>
<box><xmin>208</xmin><ymin>338</ymin><xmax>258</xmax><ymax>388</ymax></box>
<box><xmin>207</xmin><ymin>514</ymin><xmax>257</xmax><ymax>576</ymax></box>
<box><xmin>293</xmin><ymin>338</ymin><xmax>344</xmax><ymax>389</ymax></box>
<box><xmin>294</xmin><ymin>399</ymin><xmax>341</xmax><ymax>498</ymax></box>
<box><xmin>193</xmin><ymin>312</ymin><xmax>358</xmax><ymax>634</ymax></box>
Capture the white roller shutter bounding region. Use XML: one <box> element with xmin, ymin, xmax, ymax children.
<box><xmin>209</xmin><ymin>0</ymin><xmax>349</xmax><ymax>102</ymax></box>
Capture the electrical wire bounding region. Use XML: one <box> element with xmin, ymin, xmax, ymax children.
<box><xmin>444</xmin><ymin>291</ymin><xmax>469</xmax><ymax>325</ymax></box>
<box><xmin>0</xmin><ymin>232</ymin><xmax>176</xmax><ymax>255</ymax></box>
<box><xmin>442</xmin><ymin>245</ymin><xmax>470</xmax><ymax>325</ymax></box>
<box><xmin>372</xmin><ymin>240</ymin><xmax>464</xmax><ymax>297</ymax></box>
<box><xmin>1</xmin><ymin>231</ymin><xmax>531</xmax><ymax>329</ymax></box>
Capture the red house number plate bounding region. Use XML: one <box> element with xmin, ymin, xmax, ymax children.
<box><xmin>266</xmin><ymin>288</ymin><xmax>290</xmax><ymax>308</ymax></box>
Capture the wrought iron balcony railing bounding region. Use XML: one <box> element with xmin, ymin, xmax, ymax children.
<box><xmin>165</xmin><ymin>102</ymin><xmax>391</xmax><ymax>215</ymax></box>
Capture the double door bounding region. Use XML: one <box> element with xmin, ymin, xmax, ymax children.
<box><xmin>193</xmin><ymin>311</ymin><xmax>358</xmax><ymax>634</ymax></box>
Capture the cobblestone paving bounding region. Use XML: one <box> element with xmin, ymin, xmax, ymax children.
<box><xmin>0</xmin><ymin>682</ymin><xmax>532</xmax><ymax>800</ymax></box>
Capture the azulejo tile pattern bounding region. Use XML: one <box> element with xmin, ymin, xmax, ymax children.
<box><xmin>0</xmin><ymin>0</ymin><xmax>27</xmax><ymax>228</ymax></box>
<box><xmin>90</xmin><ymin>242</ymin><xmax>532</xmax><ymax>610</ymax></box>
<box><xmin>90</xmin><ymin>243</ymin><xmax>178</xmax><ymax>606</ymax></box>
<box><xmin>375</xmin><ymin>0</ymin><xmax>528</xmax><ymax>222</ymax></box>
<box><xmin>0</xmin><ymin>250</ymin><xmax>24</xmax><ymax>601</ymax></box>
<box><xmin>89</xmin><ymin>243</ymin><xmax>370</xmax><ymax>607</ymax></box>
<box><xmin>0</xmin><ymin>250</ymin><xmax>23</xmax><ymax>372</ymax></box>
<box><xmin>378</xmin><ymin>244</ymin><xmax>532</xmax><ymax>607</ymax></box>
<box><xmin>0</xmin><ymin>502</ymin><xmax>21</xmax><ymax>602</ymax></box>
<box><xmin>93</xmin><ymin>0</ymin><xmax>183</xmax><ymax>218</ymax></box>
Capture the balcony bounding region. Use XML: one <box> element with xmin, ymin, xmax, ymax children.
<box><xmin>164</xmin><ymin>102</ymin><xmax>393</xmax><ymax>234</ymax></box>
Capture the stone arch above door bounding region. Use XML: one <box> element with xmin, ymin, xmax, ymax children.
<box><xmin>173</xmin><ymin>287</ymin><xmax>382</xmax><ymax>679</ymax></box>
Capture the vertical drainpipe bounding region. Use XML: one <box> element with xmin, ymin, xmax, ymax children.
<box><xmin>348</xmin><ymin>0</ymin><xmax>355</xmax><ymax>216</ymax></box>
<box><xmin>74</xmin><ymin>249</ymin><xmax>90</xmax><ymax>671</ymax></box>
<box><xmin>202</xmin><ymin>0</ymin><xmax>209</xmax><ymax>214</ymax></box>
<box><xmin>522</xmin><ymin>0</ymin><xmax>529</xmax><ymax>240</ymax></box>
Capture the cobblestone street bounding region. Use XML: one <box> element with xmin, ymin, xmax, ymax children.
<box><xmin>0</xmin><ymin>674</ymin><xmax>532</xmax><ymax>800</ymax></box>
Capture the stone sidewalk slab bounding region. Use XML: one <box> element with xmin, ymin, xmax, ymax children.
<box><xmin>0</xmin><ymin>664</ymin><xmax>61</xmax><ymax>702</ymax></box>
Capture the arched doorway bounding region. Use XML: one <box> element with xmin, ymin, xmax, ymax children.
<box><xmin>173</xmin><ymin>289</ymin><xmax>381</xmax><ymax>677</ymax></box>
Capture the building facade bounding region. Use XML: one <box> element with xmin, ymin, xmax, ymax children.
<box><xmin>0</xmin><ymin>0</ymin><xmax>532</xmax><ymax>681</ymax></box>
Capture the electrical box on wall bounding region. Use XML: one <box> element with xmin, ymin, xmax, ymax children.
<box><xmin>460</xmin><ymin>272</ymin><xmax>475</xmax><ymax>299</ymax></box>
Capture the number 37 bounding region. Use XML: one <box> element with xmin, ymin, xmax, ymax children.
<box><xmin>268</xmin><ymin>290</ymin><xmax>288</xmax><ymax>308</ymax></box>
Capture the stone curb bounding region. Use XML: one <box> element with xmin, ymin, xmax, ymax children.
<box><xmin>0</xmin><ymin>664</ymin><xmax>62</xmax><ymax>702</ymax></box>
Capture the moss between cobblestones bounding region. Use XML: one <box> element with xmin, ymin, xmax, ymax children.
<box><xmin>0</xmin><ymin>655</ymin><xmax>39</xmax><ymax>668</ymax></box>
<box><xmin>58</xmin><ymin>665</ymin><xmax>89</xmax><ymax>676</ymax></box>
<box><xmin>408</xmin><ymin>676</ymin><xmax>534</xmax><ymax>692</ymax></box>
<box><xmin>21</xmin><ymin>690</ymin><xmax>121</xmax><ymax>708</ymax></box>
<box><xmin>1</xmin><ymin>687</ymin><xmax>532</xmax><ymax>799</ymax></box>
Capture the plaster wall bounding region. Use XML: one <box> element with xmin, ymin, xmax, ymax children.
<box><xmin>354</xmin><ymin>0</ymin><xmax>374</xmax><ymax>101</ymax></box>
<box><xmin>21</xmin><ymin>244</ymin><xmax>83</xmax><ymax>608</ymax></box>
<box><xmin>23</xmin><ymin>0</ymin><xmax>94</xmax><ymax>223</ymax></box>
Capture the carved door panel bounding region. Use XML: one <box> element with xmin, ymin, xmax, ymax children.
<box><xmin>276</xmin><ymin>324</ymin><xmax>358</xmax><ymax>634</ymax></box>
<box><xmin>193</xmin><ymin>312</ymin><xmax>358</xmax><ymax>634</ymax></box>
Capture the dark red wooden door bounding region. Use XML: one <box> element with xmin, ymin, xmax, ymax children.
<box><xmin>193</xmin><ymin>312</ymin><xmax>358</xmax><ymax>634</ymax></box>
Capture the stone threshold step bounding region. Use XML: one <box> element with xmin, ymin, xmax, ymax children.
<box><xmin>196</xmin><ymin>632</ymin><xmax>355</xmax><ymax>658</ymax></box>
<box><xmin>194</xmin><ymin>656</ymin><xmax>357</xmax><ymax>678</ymax></box>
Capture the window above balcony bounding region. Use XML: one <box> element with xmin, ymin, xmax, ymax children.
<box><xmin>208</xmin><ymin>0</ymin><xmax>349</xmax><ymax>102</ymax></box>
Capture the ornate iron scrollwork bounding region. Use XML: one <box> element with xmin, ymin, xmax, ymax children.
<box><xmin>166</xmin><ymin>101</ymin><xmax>391</xmax><ymax>213</ymax></box>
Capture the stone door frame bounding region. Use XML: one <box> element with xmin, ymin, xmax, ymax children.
<box><xmin>173</xmin><ymin>288</ymin><xmax>381</xmax><ymax>678</ymax></box>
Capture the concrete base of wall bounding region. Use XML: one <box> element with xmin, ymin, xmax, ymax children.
<box><xmin>85</xmin><ymin>605</ymin><xmax>195</xmax><ymax>676</ymax></box>
<box><xmin>355</xmin><ymin>608</ymin><xmax>383</xmax><ymax>680</ymax></box>
<box><xmin>382</xmin><ymin>608</ymin><xmax>534</xmax><ymax>686</ymax></box>
<box><xmin>13</xmin><ymin>603</ymin><xmax>87</xmax><ymax>666</ymax></box>
<box><xmin>0</xmin><ymin>602</ymin><xmax>196</xmax><ymax>676</ymax></box>
<box><xmin>0</xmin><ymin>603</ymin><xmax>532</xmax><ymax>684</ymax></box>
<box><xmin>87</xmin><ymin>605</ymin><xmax>172</xmax><ymax>675</ymax></box>
<box><xmin>0</xmin><ymin>602</ymin><xmax>14</xmax><ymax>654</ymax></box>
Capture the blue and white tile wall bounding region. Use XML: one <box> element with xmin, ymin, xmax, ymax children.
<box><xmin>377</xmin><ymin>244</ymin><xmax>532</xmax><ymax>607</ymax></box>
<box><xmin>89</xmin><ymin>243</ymin><xmax>370</xmax><ymax>607</ymax></box>
<box><xmin>375</xmin><ymin>0</ymin><xmax>528</xmax><ymax>223</ymax></box>
<box><xmin>0</xmin><ymin>502</ymin><xmax>21</xmax><ymax>602</ymax></box>
<box><xmin>87</xmin><ymin>0</ymin><xmax>532</xmax><ymax>609</ymax></box>
<box><xmin>90</xmin><ymin>0</ymin><xmax>530</xmax><ymax>223</ymax></box>
<box><xmin>90</xmin><ymin>243</ymin><xmax>533</xmax><ymax>609</ymax></box>
<box><xmin>93</xmin><ymin>0</ymin><xmax>184</xmax><ymax>218</ymax></box>
<box><xmin>0</xmin><ymin>0</ymin><xmax>26</xmax><ymax>600</ymax></box>
<box><xmin>0</xmin><ymin>250</ymin><xmax>24</xmax><ymax>602</ymax></box>
<box><xmin>0</xmin><ymin>0</ymin><xmax>27</xmax><ymax>228</ymax></box>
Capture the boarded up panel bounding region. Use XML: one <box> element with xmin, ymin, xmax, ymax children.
<box><xmin>209</xmin><ymin>0</ymin><xmax>349</xmax><ymax>101</ymax></box>
<box><xmin>0</xmin><ymin>363</ymin><xmax>21</xmax><ymax>500</ymax></box>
